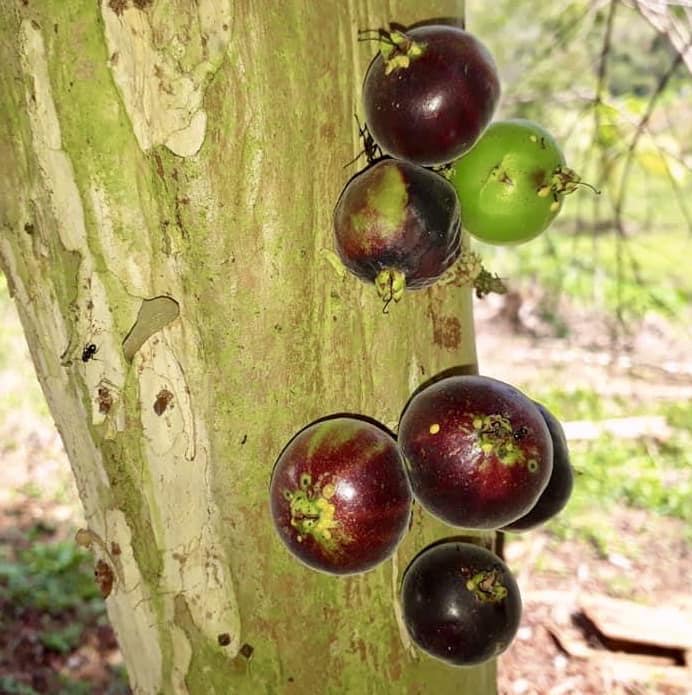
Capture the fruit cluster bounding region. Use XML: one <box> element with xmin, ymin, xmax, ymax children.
<box><xmin>269</xmin><ymin>374</ymin><xmax>574</xmax><ymax>666</ymax></box>
<box><xmin>333</xmin><ymin>24</ymin><xmax>595</xmax><ymax>308</ymax></box>
<box><xmin>270</xmin><ymin>22</ymin><xmax>580</xmax><ymax>670</ymax></box>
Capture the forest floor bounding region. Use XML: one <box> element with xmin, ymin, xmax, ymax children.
<box><xmin>0</xmin><ymin>289</ymin><xmax>690</xmax><ymax>694</ymax></box>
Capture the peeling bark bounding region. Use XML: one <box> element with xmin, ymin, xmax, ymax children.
<box><xmin>0</xmin><ymin>1</ymin><xmax>497</xmax><ymax>693</ymax></box>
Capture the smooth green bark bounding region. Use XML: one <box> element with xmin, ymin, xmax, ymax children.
<box><xmin>1</xmin><ymin>1</ymin><xmax>497</xmax><ymax>693</ymax></box>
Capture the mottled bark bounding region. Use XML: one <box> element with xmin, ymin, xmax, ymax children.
<box><xmin>0</xmin><ymin>1</ymin><xmax>496</xmax><ymax>693</ymax></box>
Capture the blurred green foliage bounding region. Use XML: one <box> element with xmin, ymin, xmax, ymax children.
<box><xmin>0</xmin><ymin>540</ymin><xmax>101</xmax><ymax>614</ymax></box>
<box><xmin>0</xmin><ymin>537</ymin><xmax>130</xmax><ymax>693</ymax></box>
<box><xmin>0</xmin><ymin>677</ymin><xmax>40</xmax><ymax>695</ymax></box>
<box><xmin>473</xmin><ymin>1</ymin><xmax>691</xmax><ymax>326</ymax></box>
<box><xmin>528</xmin><ymin>388</ymin><xmax>692</xmax><ymax>548</ymax></box>
<box><xmin>0</xmin><ymin>674</ymin><xmax>129</xmax><ymax>695</ymax></box>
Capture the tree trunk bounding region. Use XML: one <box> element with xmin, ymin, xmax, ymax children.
<box><xmin>0</xmin><ymin>1</ymin><xmax>496</xmax><ymax>692</ymax></box>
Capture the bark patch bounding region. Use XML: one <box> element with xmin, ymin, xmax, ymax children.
<box><xmin>94</xmin><ymin>559</ymin><xmax>115</xmax><ymax>598</ymax></box>
<box><xmin>432</xmin><ymin>314</ymin><xmax>462</xmax><ymax>350</ymax></box>
<box><xmin>97</xmin><ymin>385</ymin><xmax>114</xmax><ymax>414</ymax></box>
<box><xmin>122</xmin><ymin>295</ymin><xmax>180</xmax><ymax>361</ymax></box>
<box><xmin>108</xmin><ymin>0</ymin><xmax>128</xmax><ymax>15</ymax></box>
<box><xmin>101</xmin><ymin>0</ymin><xmax>230</xmax><ymax>155</ymax></box>
<box><xmin>153</xmin><ymin>388</ymin><xmax>174</xmax><ymax>415</ymax></box>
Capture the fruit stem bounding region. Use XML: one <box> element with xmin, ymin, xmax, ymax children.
<box><xmin>572</xmin><ymin>180</ymin><xmax>601</xmax><ymax>195</ymax></box>
<box><xmin>438</xmin><ymin>251</ymin><xmax>507</xmax><ymax>299</ymax></box>
<box><xmin>375</xmin><ymin>269</ymin><xmax>406</xmax><ymax>311</ymax></box>
<box><xmin>549</xmin><ymin>167</ymin><xmax>601</xmax><ymax>197</ymax></box>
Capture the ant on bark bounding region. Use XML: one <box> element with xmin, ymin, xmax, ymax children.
<box><xmin>344</xmin><ymin>115</ymin><xmax>383</xmax><ymax>168</ymax></box>
<box><xmin>81</xmin><ymin>342</ymin><xmax>99</xmax><ymax>363</ymax></box>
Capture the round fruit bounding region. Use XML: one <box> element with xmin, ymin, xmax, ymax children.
<box><xmin>398</xmin><ymin>375</ymin><xmax>553</xmax><ymax>529</ymax></box>
<box><xmin>363</xmin><ymin>26</ymin><xmax>501</xmax><ymax>166</ymax></box>
<box><xmin>333</xmin><ymin>159</ymin><xmax>461</xmax><ymax>306</ymax></box>
<box><xmin>269</xmin><ymin>416</ymin><xmax>412</xmax><ymax>575</ymax></box>
<box><xmin>503</xmin><ymin>402</ymin><xmax>574</xmax><ymax>531</ymax></box>
<box><xmin>449</xmin><ymin>119</ymin><xmax>585</xmax><ymax>245</ymax></box>
<box><xmin>401</xmin><ymin>541</ymin><xmax>522</xmax><ymax>666</ymax></box>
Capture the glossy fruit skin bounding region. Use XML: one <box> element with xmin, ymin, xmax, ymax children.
<box><xmin>401</xmin><ymin>541</ymin><xmax>522</xmax><ymax>666</ymax></box>
<box><xmin>269</xmin><ymin>417</ymin><xmax>412</xmax><ymax>575</ymax></box>
<box><xmin>333</xmin><ymin>159</ymin><xmax>461</xmax><ymax>302</ymax></box>
<box><xmin>363</xmin><ymin>26</ymin><xmax>501</xmax><ymax>166</ymax></box>
<box><xmin>398</xmin><ymin>375</ymin><xmax>553</xmax><ymax>529</ymax></box>
<box><xmin>450</xmin><ymin>119</ymin><xmax>572</xmax><ymax>245</ymax></box>
<box><xmin>503</xmin><ymin>402</ymin><xmax>574</xmax><ymax>531</ymax></box>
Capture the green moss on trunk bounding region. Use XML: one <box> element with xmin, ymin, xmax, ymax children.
<box><xmin>0</xmin><ymin>2</ymin><xmax>500</xmax><ymax>693</ymax></box>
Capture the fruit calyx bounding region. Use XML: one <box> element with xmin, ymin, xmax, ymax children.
<box><xmin>439</xmin><ymin>250</ymin><xmax>508</xmax><ymax>298</ymax></box>
<box><xmin>377</xmin><ymin>30</ymin><xmax>427</xmax><ymax>74</ymax></box>
<box><xmin>284</xmin><ymin>474</ymin><xmax>340</xmax><ymax>545</ymax></box>
<box><xmin>375</xmin><ymin>269</ymin><xmax>406</xmax><ymax>312</ymax></box>
<box><xmin>537</xmin><ymin>166</ymin><xmax>601</xmax><ymax>207</ymax></box>
<box><xmin>473</xmin><ymin>266</ymin><xmax>508</xmax><ymax>299</ymax></box>
<box><xmin>466</xmin><ymin>568</ymin><xmax>508</xmax><ymax>603</ymax></box>
<box><xmin>473</xmin><ymin>414</ymin><xmax>538</xmax><ymax>470</ymax></box>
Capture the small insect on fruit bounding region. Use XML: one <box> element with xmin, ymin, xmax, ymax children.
<box><xmin>81</xmin><ymin>343</ymin><xmax>98</xmax><ymax>362</ymax></box>
<box><xmin>450</xmin><ymin>119</ymin><xmax>598</xmax><ymax>245</ymax></box>
<box><xmin>398</xmin><ymin>375</ymin><xmax>554</xmax><ymax>529</ymax></box>
<box><xmin>362</xmin><ymin>25</ymin><xmax>501</xmax><ymax>166</ymax></box>
<box><xmin>269</xmin><ymin>416</ymin><xmax>412</xmax><ymax>575</ymax></box>
<box><xmin>401</xmin><ymin>541</ymin><xmax>522</xmax><ymax>666</ymax></box>
<box><xmin>333</xmin><ymin>159</ymin><xmax>461</xmax><ymax>309</ymax></box>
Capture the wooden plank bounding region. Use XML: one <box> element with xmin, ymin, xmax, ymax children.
<box><xmin>579</xmin><ymin>595</ymin><xmax>692</xmax><ymax>650</ymax></box>
<box><xmin>604</xmin><ymin>659</ymin><xmax>692</xmax><ymax>690</ymax></box>
<box><xmin>545</xmin><ymin>621</ymin><xmax>676</xmax><ymax>666</ymax></box>
<box><xmin>546</xmin><ymin>621</ymin><xmax>692</xmax><ymax>689</ymax></box>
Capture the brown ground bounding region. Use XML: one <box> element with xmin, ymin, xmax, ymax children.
<box><xmin>0</xmin><ymin>289</ymin><xmax>690</xmax><ymax>694</ymax></box>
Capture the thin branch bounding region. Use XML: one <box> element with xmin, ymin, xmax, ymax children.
<box><xmin>628</xmin><ymin>0</ymin><xmax>692</xmax><ymax>73</ymax></box>
<box><xmin>591</xmin><ymin>1</ymin><xmax>626</xmax><ymax>330</ymax></box>
<box><xmin>612</xmin><ymin>37</ymin><xmax>690</xmax><ymax>222</ymax></box>
<box><xmin>595</xmin><ymin>0</ymin><xmax>619</xmax><ymax>103</ymax></box>
<box><xmin>604</xmin><ymin>42</ymin><xmax>689</xmax><ymax>328</ymax></box>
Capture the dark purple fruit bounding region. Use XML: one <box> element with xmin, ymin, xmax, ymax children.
<box><xmin>401</xmin><ymin>541</ymin><xmax>522</xmax><ymax>666</ymax></box>
<box><xmin>269</xmin><ymin>416</ymin><xmax>412</xmax><ymax>575</ymax></box>
<box><xmin>333</xmin><ymin>159</ymin><xmax>461</xmax><ymax>305</ymax></box>
<box><xmin>362</xmin><ymin>26</ymin><xmax>501</xmax><ymax>166</ymax></box>
<box><xmin>502</xmin><ymin>402</ymin><xmax>574</xmax><ymax>531</ymax></box>
<box><xmin>398</xmin><ymin>375</ymin><xmax>553</xmax><ymax>529</ymax></box>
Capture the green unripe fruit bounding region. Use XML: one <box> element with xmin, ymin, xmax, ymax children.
<box><xmin>450</xmin><ymin>119</ymin><xmax>586</xmax><ymax>245</ymax></box>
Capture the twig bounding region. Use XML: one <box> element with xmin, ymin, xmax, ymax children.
<box><xmin>612</xmin><ymin>38</ymin><xmax>690</xmax><ymax>225</ymax></box>
<box><xmin>592</xmin><ymin>1</ymin><xmax>624</xmax><ymax>332</ymax></box>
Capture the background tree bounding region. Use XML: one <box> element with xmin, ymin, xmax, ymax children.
<box><xmin>0</xmin><ymin>1</ymin><xmax>499</xmax><ymax>693</ymax></box>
